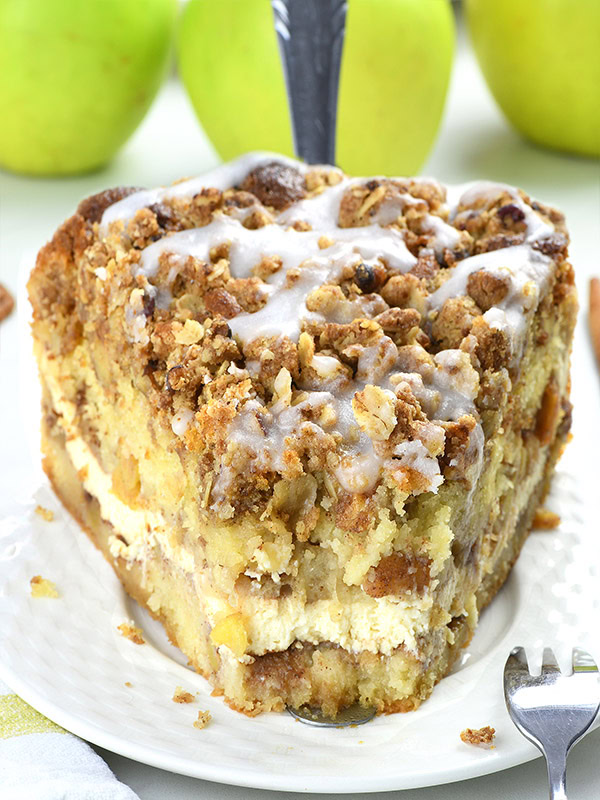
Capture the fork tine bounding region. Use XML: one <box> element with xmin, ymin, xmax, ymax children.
<box><xmin>505</xmin><ymin>646</ymin><xmax>529</xmax><ymax>674</ymax></box>
<box><xmin>541</xmin><ymin>646</ymin><xmax>561</xmax><ymax>673</ymax></box>
<box><xmin>572</xmin><ymin>647</ymin><xmax>599</xmax><ymax>673</ymax></box>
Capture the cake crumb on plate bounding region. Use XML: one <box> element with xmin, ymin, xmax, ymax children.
<box><xmin>460</xmin><ymin>726</ymin><xmax>496</xmax><ymax>748</ymax></box>
<box><xmin>193</xmin><ymin>710</ymin><xmax>212</xmax><ymax>729</ymax></box>
<box><xmin>117</xmin><ymin>622</ymin><xmax>145</xmax><ymax>645</ymax></box>
<box><xmin>172</xmin><ymin>686</ymin><xmax>195</xmax><ymax>704</ymax></box>
<box><xmin>532</xmin><ymin>508</ymin><xmax>561</xmax><ymax>530</ymax></box>
<box><xmin>30</xmin><ymin>575</ymin><xmax>59</xmax><ymax>598</ymax></box>
<box><xmin>35</xmin><ymin>505</ymin><xmax>54</xmax><ymax>522</ymax></box>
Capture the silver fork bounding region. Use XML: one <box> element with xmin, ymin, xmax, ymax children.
<box><xmin>504</xmin><ymin>646</ymin><xmax>600</xmax><ymax>800</ymax></box>
<box><xmin>271</xmin><ymin>0</ymin><xmax>347</xmax><ymax>165</ymax></box>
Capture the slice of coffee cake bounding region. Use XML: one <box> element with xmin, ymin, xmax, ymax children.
<box><xmin>28</xmin><ymin>154</ymin><xmax>576</xmax><ymax>715</ymax></box>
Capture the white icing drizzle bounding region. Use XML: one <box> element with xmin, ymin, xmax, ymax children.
<box><xmin>421</xmin><ymin>213</ymin><xmax>463</xmax><ymax>255</ymax></box>
<box><xmin>428</xmin><ymin>244</ymin><xmax>553</xmax><ymax>362</ymax></box>
<box><xmin>431</xmin><ymin>351</ymin><xmax>480</xmax><ymax>419</ymax></box>
<box><xmin>390</xmin><ymin>440</ymin><xmax>444</xmax><ymax>492</ymax></box>
<box><xmin>124</xmin><ymin>289</ymin><xmax>149</xmax><ymax>345</ymax></box>
<box><xmin>448</xmin><ymin>180</ymin><xmax>554</xmax><ymax>241</ymax></box>
<box><xmin>99</xmin><ymin>154</ymin><xmax>559</xmax><ymax>502</ymax></box>
<box><xmin>446</xmin><ymin>180</ymin><xmax>514</xmax><ymax>211</ymax></box>
<box><xmin>136</xmin><ymin>190</ymin><xmax>417</xmax><ymax>343</ymax></box>
<box><xmin>100</xmin><ymin>152</ymin><xmax>306</xmax><ymax>232</ymax></box>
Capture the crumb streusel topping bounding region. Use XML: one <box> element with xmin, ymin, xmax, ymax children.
<box><xmin>88</xmin><ymin>153</ymin><xmax>566</xmax><ymax>520</ymax></box>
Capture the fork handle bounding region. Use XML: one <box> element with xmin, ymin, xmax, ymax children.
<box><xmin>544</xmin><ymin>743</ymin><xmax>568</xmax><ymax>800</ymax></box>
<box><xmin>271</xmin><ymin>0</ymin><xmax>347</xmax><ymax>164</ymax></box>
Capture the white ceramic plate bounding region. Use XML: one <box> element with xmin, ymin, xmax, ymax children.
<box><xmin>1</xmin><ymin>453</ymin><xmax>598</xmax><ymax>793</ymax></box>
<box><xmin>3</xmin><ymin>275</ymin><xmax>599</xmax><ymax>792</ymax></box>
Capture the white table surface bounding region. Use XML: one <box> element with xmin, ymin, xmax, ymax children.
<box><xmin>1</xmin><ymin>13</ymin><xmax>599</xmax><ymax>799</ymax></box>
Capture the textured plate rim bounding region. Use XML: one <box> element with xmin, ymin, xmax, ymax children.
<box><xmin>0</xmin><ymin>655</ymin><xmax>543</xmax><ymax>794</ymax></box>
<box><xmin>2</xmin><ymin>471</ymin><xmax>597</xmax><ymax>793</ymax></box>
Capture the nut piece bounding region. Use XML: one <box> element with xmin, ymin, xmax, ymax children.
<box><xmin>352</xmin><ymin>385</ymin><xmax>397</xmax><ymax>441</ymax></box>
<box><xmin>204</xmin><ymin>287</ymin><xmax>242</xmax><ymax>319</ymax></box>
<box><xmin>271</xmin><ymin>367</ymin><xmax>293</xmax><ymax>408</ymax></box>
<box><xmin>381</xmin><ymin>273</ymin><xmax>423</xmax><ymax>309</ymax></box>
<box><xmin>241</xmin><ymin>161</ymin><xmax>305</xmax><ymax>210</ymax></box>
<box><xmin>432</xmin><ymin>296</ymin><xmax>481</xmax><ymax>350</ymax></box>
<box><xmin>470</xmin><ymin>316</ymin><xmax>511</xmax><ymax>371</ymax></box>
<box><xmin>374</xmin><ymin>307</ymin><xmax>421</xmax><ymax>337</ymax></box>
<box><xmin>467</xmin><ymin>270</ymin><xmax>510</xmax><ymax>312</ymax></box>
<box><xmin>252</xmin><ymin>254</ymin><xmax>282</xmax><ymax>280</ymax></box>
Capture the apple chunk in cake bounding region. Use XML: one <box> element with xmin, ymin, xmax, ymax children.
<box><xmin>28</xmin><ymin>154</ymin><xmax>576</xmax><ymax>715</ymax></box>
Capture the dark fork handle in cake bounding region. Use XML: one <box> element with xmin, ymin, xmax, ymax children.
<box><xmin>272</xmin><ymin>0</ymin><xmax>347</xmax><ymax>164</ymax></box>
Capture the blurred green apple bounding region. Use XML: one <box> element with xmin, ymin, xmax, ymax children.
<box><xmin>0</xmin><ymin>0</ymin><xmax>176</xmax><ymax>176</ymax></box>
<box><xmin>177</xmin><ymin>0</ymin><xmax>455</xmax><ymax>175</ymax></box>
<box><xmin>466</xmin><ymin>0</ymin><xmax>600</xmax><ymax>158</ymax></box>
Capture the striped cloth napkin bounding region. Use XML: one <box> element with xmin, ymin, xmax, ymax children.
<box><xmin>0</xmin><ymin>679</ymin><xmax>139</xmax><ymax>800</ymax></box>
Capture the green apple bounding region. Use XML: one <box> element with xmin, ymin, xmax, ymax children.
<box><xmin>177</xmin><ymin>0</ymin><xmax>455</xmax><ymax>176</ymax></box>
<box><xmin>0</xmin><ymin>0</ymin><xmax>176</xmax><ymax>176</ymax></box>
<box><xmin>466</xmin><ymin>0</ymin><xmax>600</xmax><ymax>158</ymax></box>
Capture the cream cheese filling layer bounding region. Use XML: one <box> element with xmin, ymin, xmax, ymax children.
<box><xmin>41</xmin><ymin>350</ymin><xmax>437</xmax><ymax>658</ymax></box>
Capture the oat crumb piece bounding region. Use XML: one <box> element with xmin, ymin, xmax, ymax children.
<box><xmin>533</xmin><ymin>508</ymin><xmax>561</xmax><ymax>530</ymax></box>
<box><xmin>460</xmin><ymin>726</ymin><xmax>496</xmax><ymax>748</ymax></box>
<box><xmin>117</xmin><ymin>622</ymin><xmax>145</xmax><ymax>645</ymax></box>
<box><xmin>172</xmin><ymin>686</ymin><xmax>195</xmax><ymax>704</ymax></box>
<box><xmin>30</xmin><ymin>575</ymin><xmax>59</xmax><ymax>598</ymax></box>
<box><xmin>0</xmin><ymin>282</ymin><xmax>14</xmax><ymax>323</ymax></box>
<box><xmin>35</xmin><ymin>505</ymin><xmax>54</xmax><ymax>522</ymax></box>
<box><xmin>193</xmin><ymin>710</ymin><xmax>212</xmax><ymax>729</ymax></box>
